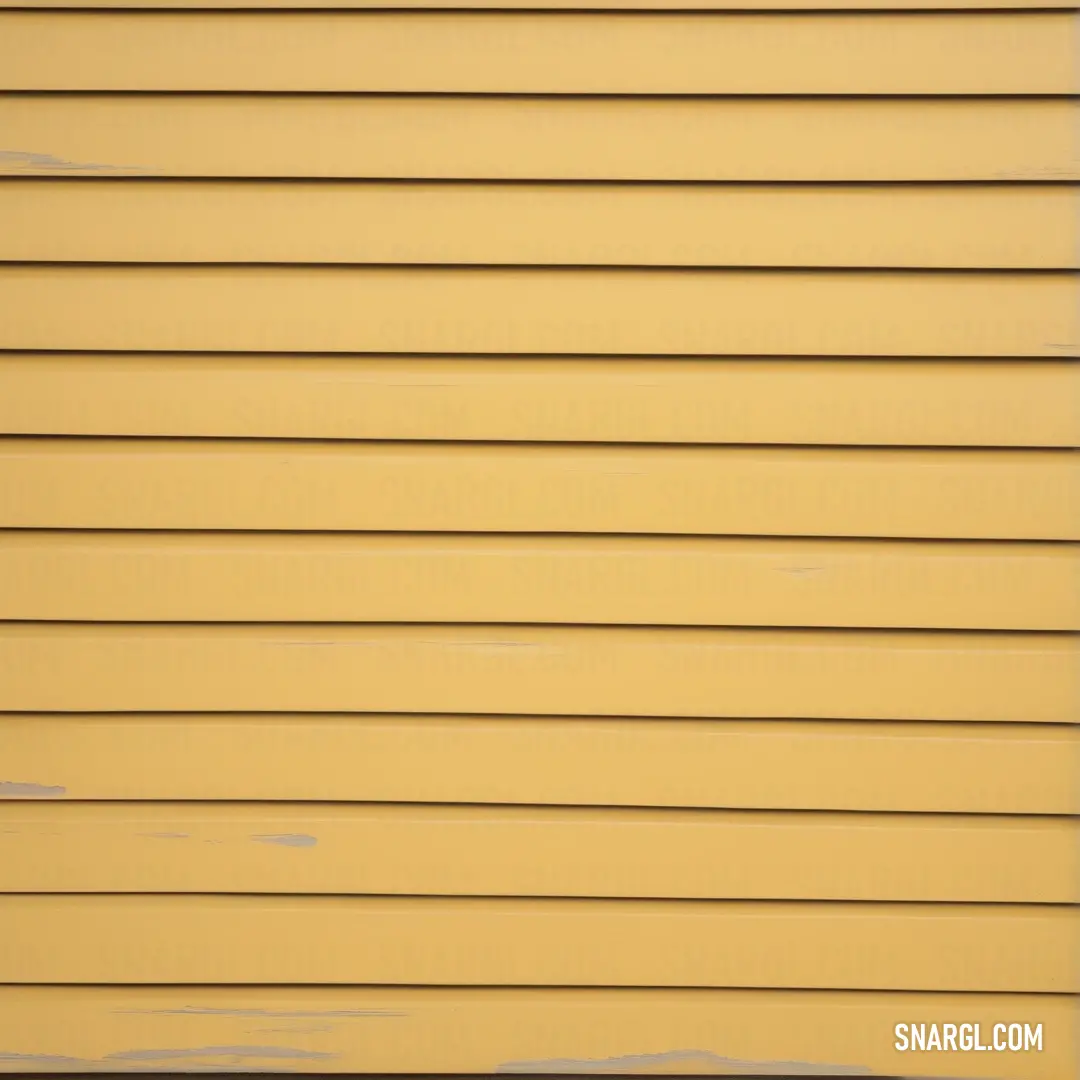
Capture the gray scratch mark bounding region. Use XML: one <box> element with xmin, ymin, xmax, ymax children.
<box><xmin>779</xmin><ymin>566</ymin><xmax>825</xmax><ymax>576</ymax></box>
<box><xmin>0</xmin><ymin>781</ymin><xmax>66</xmax><ymax>798</ymax></box>
<box><xmin>107</xmin><ymin>1045</ymin><xmax>334</xmax><ymax>1062</ymax></box>
<box><xmin>496</xmin><ymin>1049</ymin><xmax>873</xmax><ymax>1075</ymax></box>
<box><xmin>251</xmin><ymin>833</ymin><xmax>318</xmax><ymax>848</ymax></box>
<box><xmin>140</xmin><ymin>831</ymin><xmax>190</xmax><ymax>840</ymax></box>
<box><xmin>0</xmin><ymin>149</ymin><xmax>141</xmax><ymax>173</ymax></box>
<box><xmin>116</xmin><ymin>1006</ymin><xmax>404</xmax><ymax>1018</ymax></box>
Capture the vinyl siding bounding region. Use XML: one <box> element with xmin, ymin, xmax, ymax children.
<box><xmin>0</xmin><ymin>1</ymin><xmax>1077</xmax><ymax>1077</ymax></box>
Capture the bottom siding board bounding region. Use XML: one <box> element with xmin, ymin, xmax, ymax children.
<box><xmin>1</xmin><ymin>624</ymin><xmax>1076</xmax><ymax>722</ymax></box>
<box><xmin>3</xmin><ymin>715</ymin><xmax>1076</xmax><ymax>814</ymax></box>
<box><xmin>1</xmin><ymin>896</ymin><xmax>1075</xmax><ymax>992</ymax></box>
<box><xmin>1</xmin><ymin>803</ymin><xmax>1076</xmax><ymax>902</ymax></box>
<box><xmin>0</xmin><ymin>988</ymin><xmax>1071</xmax><ymax>1080</ymax></box>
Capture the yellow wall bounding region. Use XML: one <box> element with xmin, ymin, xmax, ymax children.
<box><xmin>0</xmin><ymin>1</ymin><xmax>1077</xmax><ymax>1075</ymax></box>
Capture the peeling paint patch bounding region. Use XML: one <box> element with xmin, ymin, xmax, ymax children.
<box><xmin>107</xmin><ymin>1045</ymin><xmax>334</xmax><ymax>1062</ymax></box>
<box><xmin>0</xmin><ymin>149</ymin><xmax>140</xmax><ymax>173</ymax></box>
<box><xmin>116</xmin><ymin>1006</ymin><xmax>404</xmax><ymax>1018</ymax></box>
<box><xmin>997</xmin><ymin>166</ymin><xmax>1080</xmax><ymax>180</ymax></box>
<box><xmin>0</xmin><ymin>1051</ymin><xmax>87</xmax><ymax>1065</ymax></box>
<box><xmin>131</xmin><ymin>1068</ymin><xmax>302</xmax><ymax>1074</ymax></box>
<box><xmin>276</xmin><ymin>639</ymin><xmax>384</xmax><ymax>648</ymax></box>
<box><xmin>251</xmin><ymin>833</ymin><xmax>318</xmax><ymax>848</ymax></box>
<box><xmin>140</xmin><ymin>831</ymin><xmax>190</xmax><ymax>840</ymax></box>
<box><xmin>106</xmin><ymin>1062</ymin><xmax>304</xmax><ymax>1071</ymax></box>
<box><xmin>108</xmin><ymin>1067</ymin><xmax>302</xmax><ymax>1074</ymax></box>
<box><xmin>0</xmin><ymin>1048</ymin><xmax>314</xmax><ymax>1073</ymax></box>
<box><xmin>0</xmin><ymin>781</ymin><xmax>66</xmax><ymax>798</ymax></box>
<box><xmin>444</xmin><ymin>640</ymin><xmax>543</xmax><ymax>651</ymax></box>
<box><xmin>496</xmin><ymin>1049</ymin><xmax>873</xmax><ymax>1075</ymax></box>
<box><xmin>253</xmin><ymin>1026</ymin><xmax>334</xmax><ymax>1035</ymax></box>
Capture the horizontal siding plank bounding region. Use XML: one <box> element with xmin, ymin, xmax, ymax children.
<box><xmin>3</xmin><ymin>356</ymin><xmax>1080</xmax><ymax>447</ymax></box>
<box><xmin>1</xmin><ymin>625</ymin><xmax>1076</xmax><ymax>721</ymax></box>
<box><xmin>0</xmin><ymin>98</ymin><xmax>1075</xmax><ymax>181</ymax></box>
<box><xmin>2</xmin><ymin>896</ymin><xmax>1076</xmax><ymax>990</ymax></box>
<box><xmin>5</xmin><ymin>715</ymin><xmax>1076</xmax><ymax>813</ymax></box>
<box><xmin>2</xmin><ymin>804</ymin><xmax>1076</xmax><ymax>902</ymax></box>
<box><xmin>0</xmin><ymin>268</ymin><xmax>1071</xmax><ymax>358</ymax></box>
<box><xmin>0</xmin><ymin>987</ymin><xmax>1071</xmax><ymax>1080</ymax></box>
<box><xmin>2</xmin><ymin>183</ymin><xmax>1076</xmax><ymax>270</ymax></box>
<box><xmin>1</xmin><ymin>13</ymin><xmax>1072</xmax><ymax>95</ymax></box>
<box><xmin>2</xmin><ymin>441</ymin><xmax>1077</xmax><ymax>540</ymax></box>
<box><xmin>4</xmin><ymin>533</ymin><xmax>1079</xmax><ymax>630</ymax></box>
